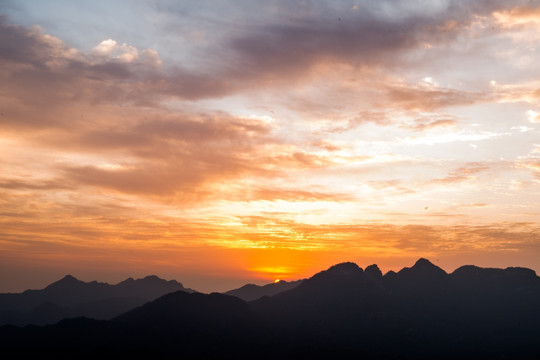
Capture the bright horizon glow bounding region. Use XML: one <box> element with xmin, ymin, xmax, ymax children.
<box><xmin>0</xmin><ymin>0</ymin><xmax>539</xmax><ymax>293</ymax></box>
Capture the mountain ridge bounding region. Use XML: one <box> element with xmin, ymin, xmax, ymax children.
<box><xmin>1</xmin><ymin>258</ymin><xmax>539</xmax><ymax>358</ymax></box>
<box><xmin>225</xmin><ymin>279</ymin><xmax>304</xmax><ymax>302</ymax></box>
<box><xmin>0</xmin><ymin>275</ymin><xmax>195</xmax><ymax>326</ymax></box>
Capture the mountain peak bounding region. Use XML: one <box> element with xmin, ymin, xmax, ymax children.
<box><xmin>413</xmin><ymin>258</ymin><xmax>434</xmax><ymax>267</ymax></box>
<box><xmin>397</xmin><ymin>258</ymin><xmax>447</xmax><ymax>282</ymax></box>
<box><xmin>365</xmin><ymin>264</ymin><xmax>383</xmax><ymax>279</ymax></box>
<box><xmin>44</xmin><ymin>274</ymin><xmax>84</xmax><ymax>291</ymax></box>
<box><xmin>411</xmin><ymin>258</ymin><xmax>446</xmax><ymax>273</ymax></box>
<box><xmin>303</xmin><ymin>262</ymin><xmax>363</xmax><ymax>287</ymax></box>
<box><xmin>55</xmin><ymin>274</ymin><xmax>81</xmax><ymax>285</ymax></box>
<box><xmin>326</xmin><ymin>262</ymin><xmax>363</xmax><ymax>275</ymax></box>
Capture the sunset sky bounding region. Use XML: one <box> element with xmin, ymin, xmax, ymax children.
<box><xmin>1</xmin><ymin>0</ymin><xmax>540</xmax><ymax>293</ymax></box>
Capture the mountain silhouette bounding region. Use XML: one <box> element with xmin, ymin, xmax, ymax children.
<box><xmin>0</xmin><ymin>275</ymin><xmax>194</xmax><ymax>326</ymax></box>
<box><xmin>111</xmin><ymin>291</ymin><xmax>261</xmax><ymax>356</ymax></box>
<box><xmin>224</xmin><ymin>279</ymin><xmax>303</xmax><ymax>301</ymax></box>
<box><xmin>1</xmin><ymin>259</ymin><xmax>539</xmax><ymax>358</ymax></box>
<box><xmin>364</xmin><ymin>263</ymin><xmax>383</xmax><ymax>279</ymax></box>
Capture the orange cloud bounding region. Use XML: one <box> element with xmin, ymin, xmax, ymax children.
<box><xmin>385</xmin><ymin>84</ymin><xmax>489</xmax><ymax>111</ymax></box>
<box><xmin>409</xmin><ymin>119</ymin><xmax>458</xmax><ymax>131</ymax></box>
<box><xmin>428</xmin><ymin>163</ymin><xmax>490</xmax><ymax>185</ymax></box>
<box><xmin>493</xmin><ymin>5</ymin><xmax>540</xmax><ymax>27</ymax></box>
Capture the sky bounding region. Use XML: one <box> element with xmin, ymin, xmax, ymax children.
<box><xmin>1</xmin><ymin>0</ymin><xmax>540</xmax><ymax>293</ymax></box>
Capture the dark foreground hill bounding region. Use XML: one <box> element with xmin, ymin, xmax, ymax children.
<box><xmin>0</xmin><ymin>275</ymin><xmax>194</xmax><ymax>326</ymax></box>
<box><xmin>1</xmin><ymin>259</ymin><xmax>540</xmax><ymax>359</ymax></box>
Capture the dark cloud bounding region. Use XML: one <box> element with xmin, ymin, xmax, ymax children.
<box><xmin>228</xmin><ymin>19</ymin><xmax>415</xmax><ymax>79</ymax></box>
<box><xmin>0</xmin><ymin>0</ymin><xmax>527</xmax><ymax>116</ymax></box>
<box><xmin>156</xmin><ymin>71</ymin><xmax>239</xmax><ymax>100</ymax></box>
<box><xmin>221</xmin><ymin>0</ymin><xmax>530</xmax><ymax>83</ymax></box>
<box><xmin>0</xmin><ymin>15</ymin><xmax>57</xmax><ymax>66</ymax></box>
<box><xmin>88</xmin><ymin>62</ymin><xmax>133</xmax><ymax>79</ymax></box>
<box><xmin>0</xmin><ymin>17</ymin><xmax>223</xmax><ymax>118</ymax></box>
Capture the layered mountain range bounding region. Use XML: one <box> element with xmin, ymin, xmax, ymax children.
<box><xmin>1</xmin><ymin>259</ymin><xmax>539</xmax><ymax>358</ymax></box>
<box><xmin>0</xmin><ymin>275</ymin><xmax>194</xmax><ymax>326</ymax></box>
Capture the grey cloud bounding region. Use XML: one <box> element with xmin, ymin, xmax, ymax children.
<box><xmin>222</xmin><ymin>0</ymin><xmax>529</xmax><ymax>81</ymax></box>
<box><xmin>0</xmin><ymin>16</ymin><xmax>53</xmax><ymax>66</ymax></box>
<box><xmin>1</xmin><ymin>0</ymin><xmax>530</xmax><ymax>109</ymax></box>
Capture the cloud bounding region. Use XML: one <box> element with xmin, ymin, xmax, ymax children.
<box><xmin>384</xmin><ymin>84</ymin><xmax>488</xmax><ymax>111</ymax></box>
<box><xmin>248</xmin><ymin>187</ymin><xmax>353</xmax><ymax>202</ymax></box>
<box><xmin>89</xmin><ymin>39</ymin><xmax>137</xmax><ymax>63</ymax></box>
<box><xmin>50</xmin><ymin>113</ymin><xmax>283</xmax><ymax>199</ymax></box>
<box><xmin>527</xmin><ymin>110</ymin><xmax>540</xmax><ymax>123</ymax></box>
<box><xmin>493</xmin><ymin>4</ymin><xmax>540</xmax><ymax>27</ymax></box>
<box><xmin>0</xmin><ymin>18</ymin><xmax>318</xmax><ymax>202</ymax></box>
<box><xmin>0</xmin><ymin>4</ymin><xmax>524</xmax><ymax>121</ymax></box>
<box><xmin>446</xmin><ymin>203</ymin><xmax>491</xmax><ymax>211</ymax></box>
<box><xmin>0</xmin><ymin>16</ymin><xmax>77</xmax><ymax>66</ymax></box>
<box><xmin>407</xmin><ymin>118</ymin><xmax>458</xmax><ymax>132</ymax></box>
<box><xmin>311</xmin><ymin>140</ymin><xmax>342</xmax><ymax>152</ymax></box>
<box><xmin>212</xmin><ymin>0</ymin><xmax>528</xmax><ymax>85</ymax></box>
<box><xmin>342</xmin><ymin>111</ymin><xmax>393</xmax><ymax>130</ymax></box>
<box><xmin>519</xmin><ymin>160</ymin><xmax>540</xmax><ymax>174</ymax></box>
<box><xmin>218</xmin><ymin>217</ymin><xmax>540</xmax><ymax>257</ymax></box>
<box><xmin>0</xmin><ymin>15</ymin><xmax>353</xmax><ymax>203</ymax></box>
<box><xmin>141</xmin><ymin>49</ymin><xmax>162</xmax><ymax>68</ymax></box>
<box><xmin>366</xmin><ymin>180</ymin><xmax>416</xmax><ymax>195</ymax></box>
<box><xmin>92</xmin><ymin>39</ymin><xmax>117</xmax><ymax>57</ymax></box>
<box><xmin>0</xmin><ymin>178</ymin><xmax>69</xmax><ymax>190</ymax></box>
<box><xmin>2</xmin><ymin>0</ymin><xmax>535</xmax><ymax>108</ymax></box>
<box><xmin>428</xmin><ymin>162</ymin><xmax>490</xmax><ymax>185</ymax></box>
<box><xmin>0</xmin><ymin>17</ymin><xmax>223</xmax><ymax>119</ymax></box>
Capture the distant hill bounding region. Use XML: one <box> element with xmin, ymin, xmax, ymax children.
<box><xmin>1</xmin><ymin>259</ymin><xmax>539</xmax><ymax>358</ymax></box>
<box><xmin>224</xmin><ymin>279</ymin><xmax>303</xmax><ymax>301</ymax></box>
<box><xmin>0</xmin><ymin>275</ymin><xmax>194</xmax><ymax>326</ymax></box>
